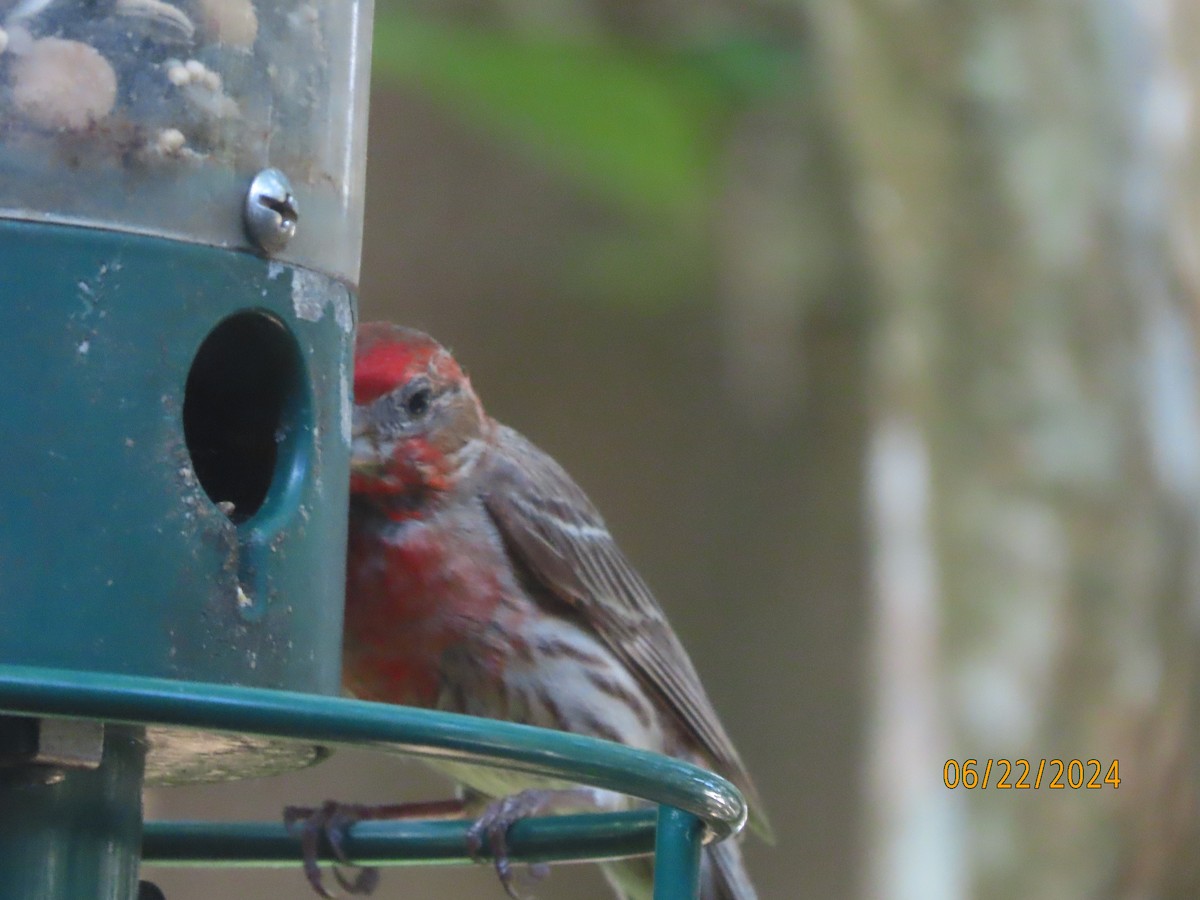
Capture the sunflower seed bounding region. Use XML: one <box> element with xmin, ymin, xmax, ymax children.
<box><xmin>114</xmin><ymin>0</ymin><xmax>195</xmax><ymax>45</ymax></box>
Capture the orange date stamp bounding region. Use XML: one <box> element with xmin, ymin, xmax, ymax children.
<box><xmin>943</xmin><ymin>758</ymin><xmax>1120</xmax><ymax>789</ymax></box>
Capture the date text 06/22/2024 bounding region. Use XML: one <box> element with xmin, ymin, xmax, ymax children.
<box><xmin>943</xmin><ymin>758</ymin><xmax>1120</xmax><ymax>790</ymax></box>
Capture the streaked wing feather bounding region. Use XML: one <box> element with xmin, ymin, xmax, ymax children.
<box><xmin>482</xmin><ymin>425</ymin><xmax>768</xmax><ymax>836</ymax></box>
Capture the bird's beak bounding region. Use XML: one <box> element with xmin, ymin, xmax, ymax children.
<box><xmin>349</xmin><ymin>407</ymin><xmax>380</xmax><ymax>474</ymax></box>
<box><xmin>350</xmin><ymin>441</ymin><xmax>377</xmax><ymax>475</ymax></box>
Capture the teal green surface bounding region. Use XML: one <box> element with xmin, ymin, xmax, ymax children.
<box><xmin>0</xmin><ymin>222</ymin><xmax>723</xmax><ymax>898</ymax></box>
<box><xmin>0</xmin><ymin>221</ymin><xmax>353</xmax><ymax>695</ymax></box>
<box><xmin>0</xmin><ymin>664</ymin><xmax>747</xmax><ymax>840</ymax></box>
<box><xmin>0</xmin><ymin>664</ymin><xmax>737</xmax><ymax>898</ymax></box>
<box><xmin>653</xmin><ymin>806</ymin><xmax>703</xmax><ymax>899</ymax></box>
<box><xmin>0</xmin><ymin>724</ymin><xmax>145</xmax><ymax>899</ymax></box>
<box><xmin>143</xmin><ymin>811</ymin><xmax>658</xmax><ymax>868</ymax></box>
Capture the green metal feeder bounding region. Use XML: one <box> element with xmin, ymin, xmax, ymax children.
<box><xmin>0</xmin><ymin>3</ymin><xmax>744</xmax><ymax>897</ymax></box>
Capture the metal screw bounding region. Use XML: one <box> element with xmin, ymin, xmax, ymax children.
<box><xmin>244</xmin><ymin>168</ymin><xmax>298</xmax><ymax>254</ymax></box>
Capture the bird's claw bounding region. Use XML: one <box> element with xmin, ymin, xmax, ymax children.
<box><xmin>284</xmin><ymin>801</ymin><xmax>380</xmax><ymax>898</ymax></box>
<box><xmin>466</xmin><ymin>791</ymin><xmax>553</xmax><ymax>899</ymax></box>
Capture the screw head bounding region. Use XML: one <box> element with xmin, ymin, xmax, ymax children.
<box><xmin>244</xmin><ymin>168</ymin><xmax>298</xmax><ymax>254</ymax></box>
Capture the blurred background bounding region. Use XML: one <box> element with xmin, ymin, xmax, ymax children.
<box><xmin>147</xmin><ymin>1</ymin><xmax>1200</xmax><ymax>898</ymax></box>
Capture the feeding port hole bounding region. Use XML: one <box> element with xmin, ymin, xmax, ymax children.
<box><xmin>183</xmin><ymin>312</ymin><xmax>307</xmax><ymax>523</ymax></box>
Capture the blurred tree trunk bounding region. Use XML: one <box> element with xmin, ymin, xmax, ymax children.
<box><xmin>804</xmin><ymin>3</ymin><xmax>1200</xmax><ymax>898</ymax></box>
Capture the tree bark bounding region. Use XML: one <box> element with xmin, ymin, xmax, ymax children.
<box><xmin>805</xmin><ymin>3</ymin><xmax>1200</xmax><ymax>897</ymax></box>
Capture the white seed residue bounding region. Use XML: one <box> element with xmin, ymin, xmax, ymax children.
<box><xmin>154</xmin><ymin>127</ymin><xmax>186</xmax><ymax>155</ymax></box>
<box><xmin>166</xmin><ymin>58</ymin><xmax>221</xmax><ymax>91</ymax></box>
<box><xmin>287</xmin><ymin>4</ymin><xmax>317</xmax><ymax>31</ymax></box>
<box><xmin>291</xmin><ymin>270</ymin><xmax>354</xmax><ymax>335</ymax></box>
<box><xmin>331</xmin><ymin>283</ymin><xmax>353</xmax><ymax>333</ymax></box>
<box><xmin>236</xmin><ymin>586</ymin><xmax>252</xmax><ymax>608</ymax></box>
<box><xmin>165</xmin><ymin>57</ymin><xmax>236</xmax><ymax>119</ymax></box>
<box><xmin>339</xmin><ymin>351</ymin><xmax>352</xmax><ymax>445</ymax></box>
<box><xmin>166</xmin><ymin>58</ymin><xmax>189</xmax><ymax>86</ymax></box>
<box><xmin>5</xmin><ymin>24</ymin><xmax>32</xmax><ymax>55</ymax></box>
<box><xmin>290</xmin><ymin>268</ymin><xmax>326</xmax><ymax>322</ymax></box>
<box><xmin>291</xmin><ymin>267</ymin><xmax>350</xmax><ymax>328</ymax></box>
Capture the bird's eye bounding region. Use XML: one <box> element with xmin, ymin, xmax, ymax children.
<box><xmin>405</xmin><ymin>387</ymin><xmax>432</xmax><ymax>417</ymax></box>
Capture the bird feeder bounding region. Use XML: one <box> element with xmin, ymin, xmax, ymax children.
<box><xmin>0</xmin><ymin>0</ymin><xmax>366</xmax><ymax>892</ymax></box>
<box><xmin>0</xmin><ymin>2</ymin><xmax>747</xmax><ymax>896</ymax></box>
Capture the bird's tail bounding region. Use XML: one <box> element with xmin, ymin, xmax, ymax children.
<box><xmin>600</xmin><ymin>837</ymin><xmax>757</xmax><ymax>900</ymax></box>
<box><xmin>703</xmin><ymin>837</ymin><xmax>758</xmax><ymax>900</ymax></box>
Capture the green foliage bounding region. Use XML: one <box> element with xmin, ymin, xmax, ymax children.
<box><xmin>370</xmin><ymin>12</ymin><xmax>793</xmax><ymax>307</ymax></box>
<box><xmin>373</xmin><ymin>14</ymin><xmax>789</xmax><ymax>220</ymax></box>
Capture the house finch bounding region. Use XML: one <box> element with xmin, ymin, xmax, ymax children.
<box><xmin>310</xmin><ymin>323</ymin><xmax>770</xmax><ymax>899</ymax></box>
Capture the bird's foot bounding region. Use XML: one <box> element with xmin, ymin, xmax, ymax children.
<box><xmin>285</xmin><ymin>801</ymin><xmax>379</xmax><ymax>898</ymax></box>
<box><xmin>466</xmin><ymin>789</ymin><xmax>603</xmax><ymax>898</ymax></box>
<box><xmin>285</xmin><ymin>798</ymin><xmax>467</xmax><ymax>898</ymax></box>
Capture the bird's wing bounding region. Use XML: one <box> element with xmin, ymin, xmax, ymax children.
<box><xmin>481</xmin><ymin>425</ymin><xmax>770</xmax><ymax>839</ymax></box>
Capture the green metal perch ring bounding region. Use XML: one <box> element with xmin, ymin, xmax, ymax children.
<box><xmin>0</xmin><ymin>663</ymin><xmax>747</xmax><ymax>898</ymax></box>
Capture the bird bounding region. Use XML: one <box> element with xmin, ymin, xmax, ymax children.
<box><xmin>291</xmin><ymin>322</ymin><xmax>771</xmax><ymax>899</ymax></box>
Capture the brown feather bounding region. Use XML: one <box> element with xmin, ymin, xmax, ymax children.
<box><xmin>480</xmin><ymin>425</ymin><xmax>773</xmax><ymax>841</ymax></box>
